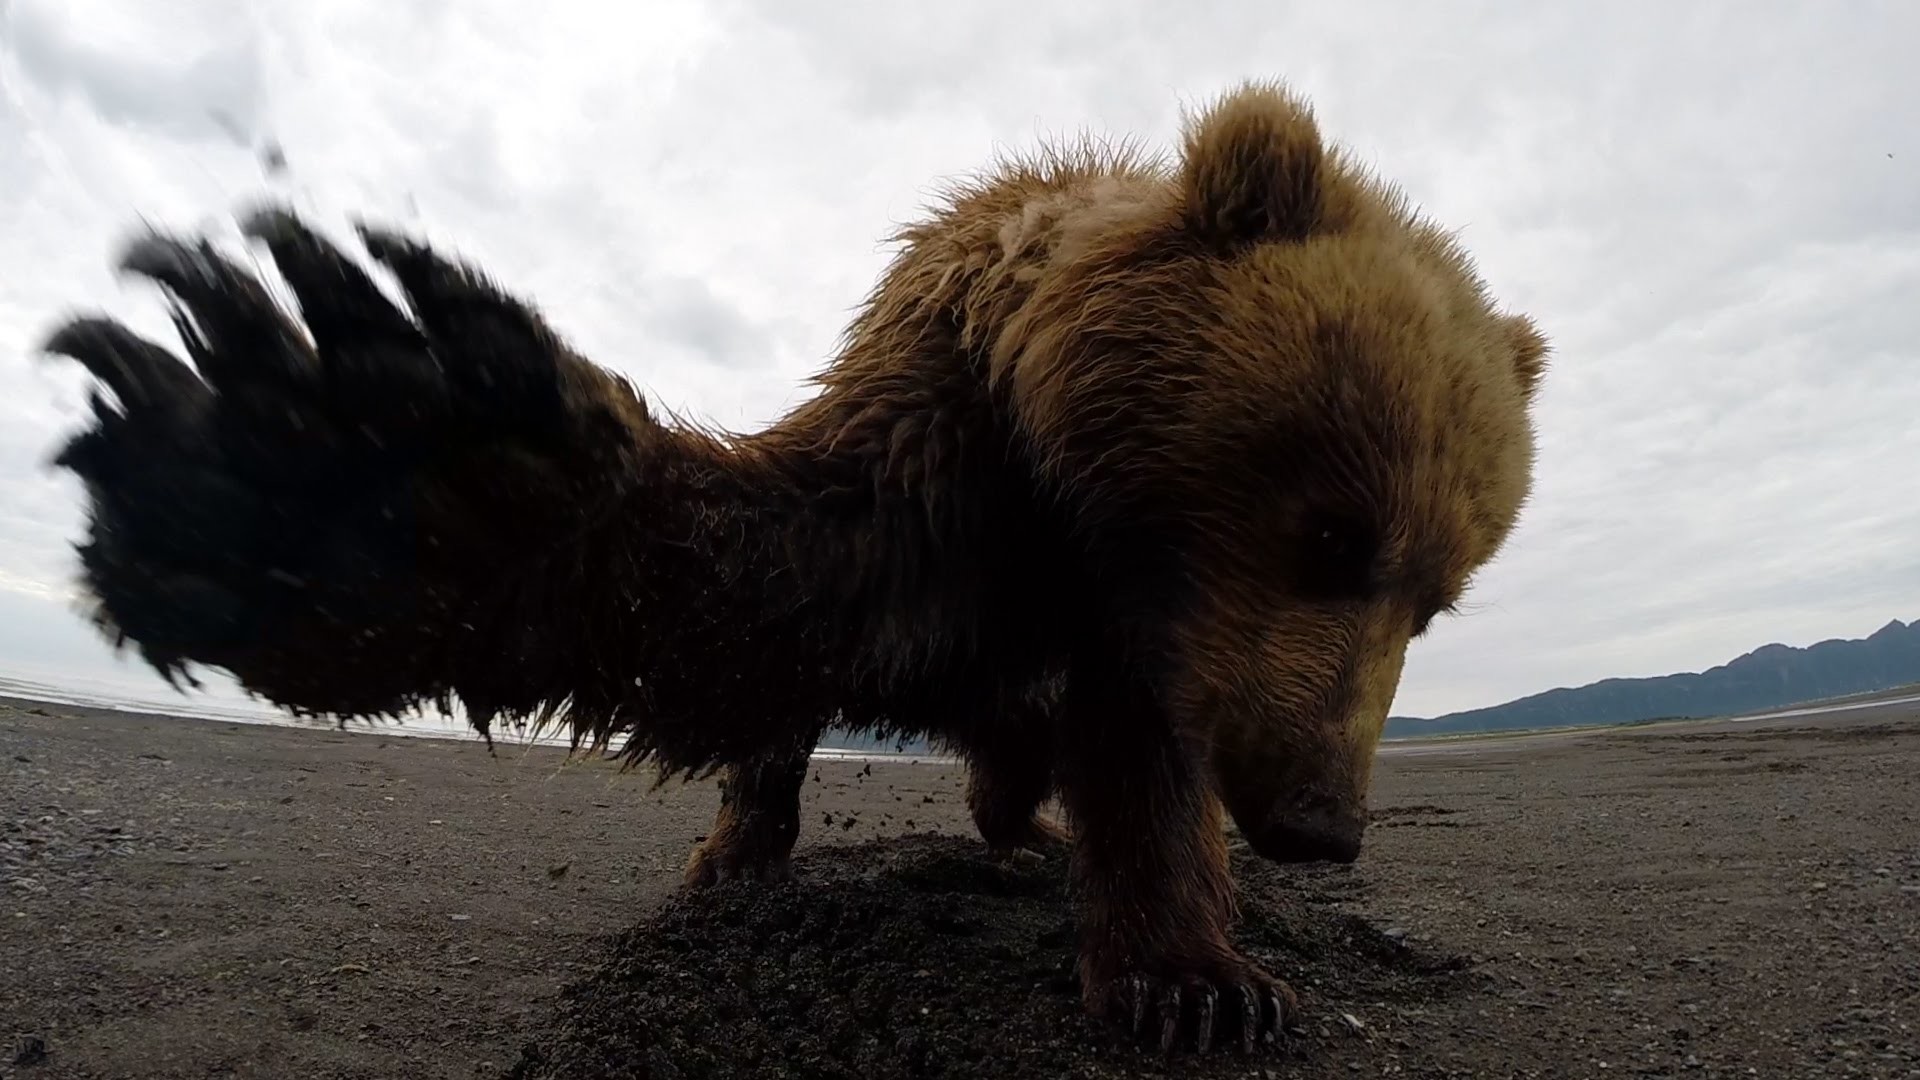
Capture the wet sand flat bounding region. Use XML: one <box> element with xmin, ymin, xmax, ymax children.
<box><xmin>2</xmin><ymin>696</ymin><xmax>1916</xmax><ymax>1079</ymax></box>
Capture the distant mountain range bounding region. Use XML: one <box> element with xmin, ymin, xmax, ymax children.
<box><xmin>819</xmin><ymin>616</ymin><xmax>1920</xmax><ymax>753</ymax></box>
<box><xmin>1383</xmin><ymin>616</ymin><xmax>1919</xmax><ymax>739</ymax></box>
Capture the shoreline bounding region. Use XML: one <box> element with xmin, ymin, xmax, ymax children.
<box><xmin>0</xmin><ymin>690</ymin><xmax>967</xmax><ymax>767</ymax></box>
<box><xmin>22</xmin><ymin>676</ymin><xmax>1912</xmax><ymax>766</ymax></box>
<box><xmin>8</xmin><ymin>673</ymin><xmax>1918</xmax><ymax>767</ymax></box>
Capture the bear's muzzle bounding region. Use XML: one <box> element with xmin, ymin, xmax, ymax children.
<box><xmin>1239</xmin><ymin>794</ymin><xmax>1367</xmax><ymax>865</ymax></box>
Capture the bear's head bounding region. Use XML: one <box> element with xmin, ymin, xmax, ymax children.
<box><xmin>991</xmin><ymin>82</ymin><xmax>1549</xmax><ymax>864</ymax></box>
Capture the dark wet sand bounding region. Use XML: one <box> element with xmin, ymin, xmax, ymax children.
<box><xmin>2</xmin><ymin>696</ymin><xmax>1916</xmax><ymax>1079</ymax></box>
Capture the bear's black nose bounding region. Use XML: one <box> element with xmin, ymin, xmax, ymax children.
<box><xmin>1245</xmin><ymin>802</ymin><xmax>1366</xmax><ymax>864</ymax></box>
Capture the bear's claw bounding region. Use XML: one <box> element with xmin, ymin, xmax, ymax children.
<box><xmin>1104</xmin><ymin>968</ymin><xmax>1294</xmax><ymax>1055</ymax></box>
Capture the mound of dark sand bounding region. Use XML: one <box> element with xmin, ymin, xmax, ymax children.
<box><xmin>506</xmin><ymin>835</ymin><xmax>1481</xmax><ymax>1080</ymax></box>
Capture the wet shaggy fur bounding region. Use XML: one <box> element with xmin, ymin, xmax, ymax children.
<box><xmin>35</xmin><ymin>80</ymin><xmax>1547</xmax><ymax>1054</ymax></box>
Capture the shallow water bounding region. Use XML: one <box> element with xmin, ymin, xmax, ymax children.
<box><xmin>0</xmin><ymin>668</ymin><xmax>956</xmax><ymax>764</ymax></box>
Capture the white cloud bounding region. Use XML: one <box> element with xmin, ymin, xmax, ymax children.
<box><xmin>0</xmin><ymin>0</ymin><xmax>1913</xmax><ymax>722</ymax></box>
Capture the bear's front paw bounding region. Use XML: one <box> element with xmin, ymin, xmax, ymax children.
<box><xmin>681</xmin><ymin>832</ymin><xmax>796</xmax><ymax>889</ymax></box>
<box><xmin>1086</xmin><ymin>955</ymin><xmax>1298</xmax><ymax>1055</ymax></box>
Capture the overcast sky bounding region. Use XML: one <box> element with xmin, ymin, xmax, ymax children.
<box><xmin>0</xmin><ymin>0</ymin><xmax>1913</xmax><ymax>727</ymax></box>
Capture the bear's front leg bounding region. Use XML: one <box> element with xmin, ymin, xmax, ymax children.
<box><xmin>683</xmin><ymin>736</ymin><xmax>816</xmax><ymax>888</ymax></box>
<box><xmin>1056</xmin><ymin>674</ymin><xmax>1296</xmax><ymax>1055</ymax></box>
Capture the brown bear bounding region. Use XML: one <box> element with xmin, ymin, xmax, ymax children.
<box><xmin>35</xmin><ymin>80</ymin><xmax>1547</xmax><ymax>1055</ymax></box>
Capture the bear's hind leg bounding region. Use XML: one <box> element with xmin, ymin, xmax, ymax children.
<box><xmin>1056</xmin><ymin>669</ymin><xmax>1296</xmax><ymax>1054</ymax></box>
<box><xmin>683</xmin><ymin>735</ymin><xmax>816</xmax><ymax>888</ymax></box>
<box><xmin>963</xmin><ymin>695</ymin><xmax>1069</xmax><ymax>856</ymax></box>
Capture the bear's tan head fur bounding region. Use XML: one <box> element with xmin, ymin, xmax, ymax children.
<box><xmin>989</xmin><ymin>81</ymin><xmax>1549</xmax><ymax>862</ymax></box>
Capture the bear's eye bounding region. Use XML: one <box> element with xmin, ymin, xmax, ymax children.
<box><xmin>1294</xmin><ymin>514</ymin><xmax>1378</xmax><ymax>600</ymax></box>
<box><xmin>1315</xmin><ymin>527</ymin><xmax>1353</xmax><ymax>556</ymax></box>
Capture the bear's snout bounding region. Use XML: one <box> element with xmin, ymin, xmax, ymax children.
<box><xmin>1240</xmin><ymin>797</ymin><xmax>1366</xmax><ymax>865</ymax></box>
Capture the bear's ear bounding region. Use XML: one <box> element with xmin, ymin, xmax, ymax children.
<box><xmin>1178</xmin><ymin>81</ymin><xmax>1331</xmax><ymax>249</ymax></box>
<box><xmin>1502</xmin><ymin>314</ymin><xmax>1550</xmax><ymax>399</ymax></box>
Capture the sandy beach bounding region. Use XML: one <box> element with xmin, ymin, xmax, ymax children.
<box><xmin>3</xmin><ymin>696</ymin><xmax>1917</xmax><ymax>1079</ymax></box>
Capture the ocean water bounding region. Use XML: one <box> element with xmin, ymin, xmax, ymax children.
<box><xmin>0</xmin><ymin>669</ymin><xmax>306</xmax><ymax>727</ymax></box>
<box><xmin>0</xmin><ymin>667</ymin><xmax>952</xmax><ymax>764</ymax></box>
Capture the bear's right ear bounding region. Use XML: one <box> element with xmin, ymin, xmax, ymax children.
<box><xmin>1178</xmin><ymin>81</ymin><xmax>1331</xmax><ymax>250</ymax></box>
<box><xmin>1502</xmin><ymin>314</ymin><xmax>1550</xmax><ymax>399</ymax></box>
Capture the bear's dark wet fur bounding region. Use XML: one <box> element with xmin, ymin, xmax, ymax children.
<box><xmin>37</xmin><ymin>80</ymin><xmax>1545</xmax><ymax>1052</ymax></box>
